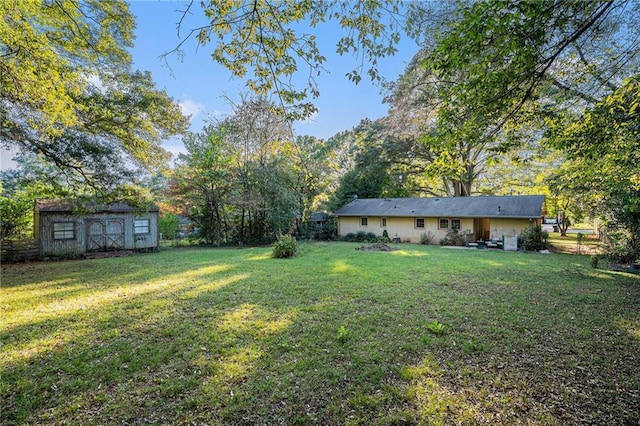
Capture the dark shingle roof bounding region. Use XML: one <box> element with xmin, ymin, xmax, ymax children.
<box><xmin>333</xmin><ymin>195</ymin><xmax>545</xmax><ymax>218</ymax></box>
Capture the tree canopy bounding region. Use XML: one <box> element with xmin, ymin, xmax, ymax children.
<box><xmin>1</xmin><ymin>0</ymin><xmax>188</xmax><ymax>193</ymax></box>
<box><xmin>546</xmin><ymin>74</ymin><xmax>640</xmax><ymax>254</ymax></box>
<box><xmin>425</xmin><ymin>0</ymin><xmax>639</xmax><ymax>145</ymax></box>
<box><xmin>169</xmin><ymin>97</ymin><xmax>315</xmax><ymax>244</ymax></box>
<box><xmin>1</xmin><ymin>0</ymin><xmax>133</xmax><ymax>136</ymax></box>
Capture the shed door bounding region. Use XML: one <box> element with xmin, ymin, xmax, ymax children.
<box><xmin>106</xmin><ymin>219</ymin><xmax>124</xmax><ymax>250</ymax></box>
<box><xmin>87</xmin><ymin>220</ymin><xmax>106</xmax><ymax>251</ymax></box>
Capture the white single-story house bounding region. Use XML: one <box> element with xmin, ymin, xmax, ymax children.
<box><xmin>333</xmin><ymin>195</ymin><xmax>545</xmax><ymax>244</ymax></box>
<box><xmin>34</xmin><ymin>199</ymin><xmax>159</xmax><ymax>256</ymax></box>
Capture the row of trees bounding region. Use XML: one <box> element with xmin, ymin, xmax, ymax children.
<box><xmin>169</xmin><ymin>0</ymin><xmax>637</xmax><ymax>258</ymax></box>
<box><xmin>169</xmin><ymin>98</ymin><xmax>302</xmax><ymax>245</ymax></box>
<box><xmin>155</xmin><ymin>0</ymin><xmax>640</xmax><ymax>259</ymax></box>
<box><xmin>1</xmin><ymin>1</ymin><xmax>638</xmax><ymax>261</ymax></box>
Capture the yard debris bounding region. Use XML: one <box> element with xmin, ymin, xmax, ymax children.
<box><xmin>355</xmin><ymin>242</ymin><xmax>395</xmax><ymax>252</ymax></box>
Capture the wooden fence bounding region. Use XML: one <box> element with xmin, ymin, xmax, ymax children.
<box><xmin>1</xmin><ymin>239</ymin><xmax>39</xmax><ymax>262</ymax></box>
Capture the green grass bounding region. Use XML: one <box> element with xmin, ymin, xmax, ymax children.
<box><xmin>2</xmin><ymin>243</ymin><xmax>639</xmax><ymax>425</ymax></box>
<box><xmin>547</xmin><ymin>232</ymin><xmax>602</xmax><ymax>255</ymax></box>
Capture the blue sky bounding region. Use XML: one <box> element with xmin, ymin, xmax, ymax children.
<box><xmin>0</xmin><ymin>1</ymin><xmax>419</xmax><ymax>171</ymax></box>
<box><xmin>127</xmin><ymin>1</ymin><xmax>420</xmax><ymax>157</ymax></box>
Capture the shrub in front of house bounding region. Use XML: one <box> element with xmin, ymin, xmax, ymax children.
<box><xmin>342</xmin><ymin>231</ymin><xmax>379</xmax><ymax>243</ymax></box>
<box><xmin>342</xmin><ymin>232</ymin><xmax>357</xmax><ymax>242</ymax></box>
<box><xmin>520</xmin><ymin>226</ymin><xmax>548</xmax><ymax>251</ymax></box>
<box><xmin>420</xmin><ymin>231</ymin><xmax>435</xmax><ymax>245</ymax></box>
<box><xmin>365</xmin><ymin>232</ymin><xmax>378</xmax><ymax>242</ymax></box>
<box><xmin>358</xmin><ymin>231</ymin><xmax>370</xmax><ymax>242</ymax></box>
<box><xmin>352</xmin><ymin>231</ymin><xmax>370</xmax><ymax>242</ymax></box>
<box><xmin>272</xmin><ymin>234</ymin><xmax>298</xmax><ymax>258</ymax></box>
<box><xmin>439</xmin><ymin>228</ymin><xmax>465</xmax><ymax>246</ymax></box>
<box><xmin>355</xmin><ymin>231</ymin><xmax>368</xmax><ymax>242</ymax></box>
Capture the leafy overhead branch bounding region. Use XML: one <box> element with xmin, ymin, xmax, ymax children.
<box><xmin>167</xmin><ymin>0</ymin><xmax>405</xmax><ymax>121</ymax></box>
<box><xmin>1</xmin><ymin>1</ymin><xmax>188</xmax><ymax>192</ymax></box>
<box><xmin>0</xmin><ymin>0</ymin><xmax>133</xmax><ymax>135</ymax></box>
<box><xmin>426</xmin><ymin>0</ymin><xmax>639</xmax><ymax>145</ymax></box>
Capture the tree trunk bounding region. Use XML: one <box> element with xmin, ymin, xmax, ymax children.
<box><xmin>559</xmin><ymin>212</ymin><xmax>570</xmax><ymax>237</ymax></box>
<box><xmin>239</xmin><ymin>207</ymin><xmax>246</xmax><ymax>245</ymax></box>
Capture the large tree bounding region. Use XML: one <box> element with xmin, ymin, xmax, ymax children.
<box><xmin>221</xmin><ymin>96</ymin><xmax>295</xmax><ymax>243</ymax></box>
<box><xmin>547</xmin><ymin>75</ymin><xmax>640</xmax><ymax>259</ymax></box>
<box><xmin>327</xmin><ymin>119</ymin><xmax>414</xmax><ymax>210</ymax></box>
<box><xmin>171</xmin><ymin>97</ymin><xmax>304</xmax><ymax>244</ymax></box>
<box><xmin>172</xmin><ymin>126</ymin><xmax>236</xmax><ymax>246</ymax></box>
<box><xmin>1</xmin><ymin>1</ymin><xmax>188</xmax><ymax>193</ymax></box>
<box><xmin>291</xmin><ymin>134</ymin><xmax>336</xmax><ymax>225</ymax></box>
<box><xmin>383</xmin><ymin>1</ymin><xmax>639</xmax><ymax>197</ymax></box>
<box><xmin>384</xmin><ymin>50</ymin><xmax>496</xmax><ymax>196</ymax></box>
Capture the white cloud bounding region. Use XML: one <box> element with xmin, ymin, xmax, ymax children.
<box><xmin>162</xmin><ymin>136</ymin><xmax>187</xmax><ymax>165</ymax></box>
<box><xmin>167</xmin><ymin>145</ymin><xmax>188</xmax><ymax>162</ymax></box>
<box><xmin>179</xmin><ymin>99</ymin><xmax>206</xmax><ymax>120</ymax></box>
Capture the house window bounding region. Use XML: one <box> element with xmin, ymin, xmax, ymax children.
<box><xmin>381</xmin><ymin>217</ymin><xmax>387</xmax><ymax>227</ymax></box>
<box><xmin>134</xmin><ymin>219</ymin><xmax>150</xmax><ymax>234</ymax></box>
<box><xmin>415</xmin><ymin>218</ymin><xmax>425</xmax><ymax>228</ymax></box>
<box><xmin>439</xmin><ymin>218</ymin><xmax>461</xmax><ymax>230</ymax></box>
<box><xmin>360</xmin><ymin>217</ymin><xmax>368</xmax><ymax>226</ymax></box>
<box><xmin>53</xmin><ymin>222</ymin><xmax>75</xmax><ymax>240</ymax></box>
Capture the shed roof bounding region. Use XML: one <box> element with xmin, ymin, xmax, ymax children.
<box><xmin>35</xmin><ymin>199</ymin><xmax>159</xmax><ymax>214</ymax></box>
<box><xmin>333</xmin><ymin>195</ymin><xmax>545</xmax><ymax>219</ymax></box>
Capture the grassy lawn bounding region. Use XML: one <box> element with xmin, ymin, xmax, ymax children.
<box><xmin>547</xmin><ymin>232</ymin><xmax>602</xmax><ymax>256</ymax></box>
<box><xmin>2</xmin><ymin>243</ymin><xmax>639</xmax><ymax>425</ymax></box>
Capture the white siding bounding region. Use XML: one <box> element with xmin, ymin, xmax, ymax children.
<box><xmin>488</xmin><ymin>218</ymin><xmax>533</xmax><ymax>239</ymax></box>
<box><xmin>339</xmin><ymin>216</ymin><xmax>536</xmax><ymax>244</ymax></box>
<box><xmin>338</xmin><ymin>216</ymin><xmax>475</xmax><ymax>243</ymax></box>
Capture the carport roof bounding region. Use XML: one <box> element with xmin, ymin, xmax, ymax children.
<box><xmin>333</xmin><ymin>195</ymin><xmax>545</xmax><ymax>219</ymax></box>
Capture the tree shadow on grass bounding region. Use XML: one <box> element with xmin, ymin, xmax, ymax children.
<box><xmin>397</xmin><ymin>267</ymin><xmax>640</xmax><ymax>425</ymax></box>
<box><xmin>2</xmin><ymin>245</ymin><xmax>640</xmax><ymax>424</ymax></box>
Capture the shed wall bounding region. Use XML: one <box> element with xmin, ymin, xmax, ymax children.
<box><xmin>38</xmin><ymin>211</ymin><xmax>159</xmax><ymax>256</ymax></box>
<box><xmin>38</xmin><ymin>213</ymin><xmax>85</xmax><ymax>256</ymax></box>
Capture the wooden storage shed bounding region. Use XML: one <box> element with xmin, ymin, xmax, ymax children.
<box><xmin>34</xmin><ymin>199</ymin><xmax>159</xmax><ymax>257</ymax></box>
